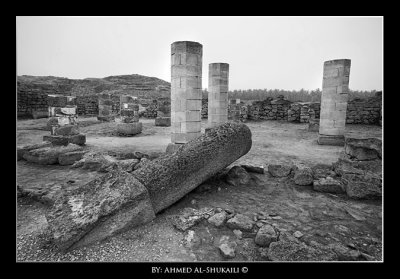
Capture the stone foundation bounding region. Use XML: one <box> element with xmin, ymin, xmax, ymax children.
<box><xmin>43</xmin><ymin>134</ymin><xmax>86</xmax><ymax>146</ymax></box>
<box><xmin>317</xmin><ymin>135</ymin><xmax>345</xmax><ymax>146</ymax></box>
<box><xmin>117</xmin><ymin>122</ymin><xmax>142</xmax><ymax>135</ymax></box>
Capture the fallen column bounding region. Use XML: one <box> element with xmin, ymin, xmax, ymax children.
<box><xmin>318</xmin><ymin>59</ymin><xmax>351</xmax><ymax>146</ymax></box>
<box><xmin>45</xmin><ymin>122</ymin><xmax>252</xmax><ymax>250</ymax></box>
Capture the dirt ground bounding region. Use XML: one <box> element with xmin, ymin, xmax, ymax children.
<box><xmin>16</xmin><ymin>117</ymin><xmax>383</xmax><ymax>262</ymax></box>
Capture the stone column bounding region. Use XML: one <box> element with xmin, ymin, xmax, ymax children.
<box><xmin>44</xmin><ymin>95</ymin><xmax>86</xmax><ymax>145</ymax></box>
<box><xmin>98</xmin><ymin>93</ymin><xmax>116</xmax><ymax>121</ymax></box>
<box><xmin>207</xmin><ymin>63</ymin><xmax>229</xmax><ymax>129</ymax></box>
<box><xmin>318</xmin><ymin>59</ymin><xmax>351</xmax><ymax>146</ymax></box>
<box><xmin>168</xmin><ymin>41</ymin><xmax>203</xmax><ymax>152</ymax></box>
<box><xmin>117</xmin><ymin>95</ymin><xmax>142</xmax><ymax>135</ymax></box>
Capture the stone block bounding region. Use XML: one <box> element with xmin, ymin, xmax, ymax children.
<box><xmin>155</xmin><ymin>117</ymin><xmax>171</xmax><ymax>127</ymax></box>
<box><xmin>58</xmin><ymin>151</ymin><xmax>86</xmax><ymax>165</ymax></box>
<box><xmin>117</xmin><ymin>122</ymin><xmax>142</xmax><ymax>135</ymax></box>
<box><xmin>55</xmin><ymin>125</ymin><xmax>80</xmax><ymax>136</ymax></box>
<box><xmin>317</xmin><ymin>135</ymin><xmax>345</xmax><ymax>146</ymax></box>
<box><xmin>43</xmin><ymin>134</ymin><xmax>86</xmax><ymax>146</ymax></box>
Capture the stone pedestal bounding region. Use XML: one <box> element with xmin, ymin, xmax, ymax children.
<box><xmin>208</xmin><ymin>63</ymin><xmax>229</xmax><ymax>129</ymax></box>
<box><xmin>318</xmin><ymin>59</ymin><xmax>351</xmax><ymax>146</ymax></box>
<box><xmin>155</xmin><ymin>117</ymin><xmax>171</xmax><ymax>127</ymax></box>
<box><xmin>98</xmin><ymin>93</ymin><xmax>116</xmax><ymax>121</ymax></box>
<box><xmin>155</xmin><ymin>100</ymin><xmax>171</xmax><ymax>127</ymax></box>
<box><xmin>170</xmin><ymin>41</ymin><xmax>203</xmax><ymax>144</ymax></box>
<box><xmin>117</xmin><ymin>122</ymin><xmax>142</xmax><ymax>136</ymax></box>
<box><xmin>308</xmin><ymin>118</ymin><xmax>320</xmax><ymax>132</ymax></box>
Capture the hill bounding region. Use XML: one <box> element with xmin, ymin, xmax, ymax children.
<box><xmin>17</xmin><ymin>74</ymin><xmax>171</xmax><ymax>100</ymax></box>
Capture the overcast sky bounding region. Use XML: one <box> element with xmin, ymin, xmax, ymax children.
<box><xmin>16</xmin><ymin>16</ymin><xmax>383</xmax><ymax>91</ymax></box>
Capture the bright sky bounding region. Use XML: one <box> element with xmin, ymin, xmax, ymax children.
<box><xmin>16</xmin><ymin>16</ymin><xmax>383</xmax><ymax>91</ymax></box>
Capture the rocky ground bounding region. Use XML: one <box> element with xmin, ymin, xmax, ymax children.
<box><xmin>16</xmin><ymin>118</ymin><xmax>382</xmax><ymax>262</ymax></box>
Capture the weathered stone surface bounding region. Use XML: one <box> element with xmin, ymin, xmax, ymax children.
<box><xmin>43</xmin><ymin>134</ymin><xmax>86</xmax><ymax>146</ymax></box>
<box><xmin>313</xmin><ymin>177</ymin><xmax>345</xmax><ymax>193</ymax></box>
<box><xmin>17</xmin><ymin>141</ymin><xmax>52</xmax><ymax>161</ymax></box>
<box><xmin>208</xmin><ymin>211</ymin><xmax>227</xmax><ymax>227</ymax></box>
<box><xmin>254</xmin><ymin>224</ymin><xmax>278</xmax><ymax>247</ymax></box>
<box><xmin>341</xmin><ymin>173</ymin><xmax>382</xmax><ymax>199</ymax></box>
<box><xmin>155</xmin><ymin>117</ymin><xmax>171</xmax><ymax>127</ymax></box>
<box><xmin>327</xmin><ymin>243</ymin><xmax>362</xmax><ymax>261</ymax></box>
<box><xmin>133</xmin><ymin>158</ymin><xmax>151</xmax><ymax>171</ymax></box>
<box><xmin>318</xmin><ymin>135</ymin><xmax>345</xmax><ymax>146</ymax></box>
<box><xmin>333</xmin><ymin>151</ymin><xmax>382</xmax><ymax>199</ymax></box>
<box><xmin>58</xmin><ymin>151</ymin><xmax>86</xmax><ymax>165</ymax></box>
<box><xmin>132</xmin><ymin>122</ymin><xmax>252</xmax><ymax>213</ymax></box>
<box><xmin>45</xmin><ymin>170</ymin><xmax>155</xmax><ymax>251</ymax></box>
<box><xmin>23</xmin><ymin>144</ymin><xmax>83</xmax><ymax>165</ymax></box>
<box><xmin>54</xmin><ymin>125</ymin><xmax>79</xmax><ymax>136</ymax></box>
<box><xmin>117</xmin><ymin>122</ymin><xmax>142</xmax><ymax>135</ymax></box>
<box><xmin>268</xmin><ymin>164</ymin><xmax>292</xmax><ymax>177</ymax></box>
<box><xmin>165</xmin><ymin>143</ymin><xmax>184</xmax><ymax>154</ymax></box>
<box><xmin>293</xmin><ymin>167</ymin><xmax>314</xmax><ymax>185</ymax></box>
<box><xmin>240</xmin><ymin>164</ymin><xmax>265</xmax><ymax>174</ymax></box>
<box><xmin>225</xmin><ymin>166</ymin><xmax>251</xmax><ymax>187</ymax></box>
<box><xmin>226</xmin><ymin>214</ymin><xmax>254</xmax><ymax>232</ymax></box>
<box><xmin>218</xmin><ymin>242</ymin><xmax>237</xmax><ymax>259</ymax></box>
<box><xmin>344</xmin><ymin>137</ymin><xmax>382</xmax><ymax>160</ymax></box>
<box><xmin>115</xmin><ymin>159</ymin><xmax>139</xmax><ymax>172</ymax></box>
<box><xmin>311</xmin><ymin>163</ymin><xmax>333</xmax><ymax>179</ymax></box>
<box><xmin>170</xmin><ymin>207</ymin><xmax>214</xmax><ymax>231</ymax></box>
<box><xmin>81</xmin><ymin>152</ymin><xmax>118</xmax><ymax>172</ymax></box>
<box><xmin>268</xmin><ymin>240</ymin><xmax>338</xmax><ymax>261</ymax></box>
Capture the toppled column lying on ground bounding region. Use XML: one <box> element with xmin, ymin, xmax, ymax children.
<box><xmin>44</xmin><ymin>95</ymin><xmax>86</xmax><ymax>146</ymax></box>
<box><xmin>45</xmin><ymin>122</ymin><xmax>252</xmax><ymax>251</ymax></box>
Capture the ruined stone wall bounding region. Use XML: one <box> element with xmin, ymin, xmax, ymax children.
<box><xmin>345</xmin><ymin>95</ymin><xmax>382</xmax><ymax>125</ymax></box>
<box><xmin>17</xmin><ymin>88</ymin><xmax>49</xmax><ymax>117</ymax></box>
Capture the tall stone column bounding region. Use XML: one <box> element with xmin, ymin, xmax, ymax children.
<box><xmin>168</xmin><ymin>41</ymin><xmax>203</xmax><ymax>152</ymax></box>
<box><xmin>207</xmin><ymin>63</ymin><xmax>229</xmax><ymax>129</ymax></box>
<box><xmin>98</xmin><ymin>93</ymin><xmax>116</xmax><ymax>122</ymax></box>
<box><xmin>318</xmin><ymin>59</ymin><xmax>351</xmax><ymax>146</ymax></box>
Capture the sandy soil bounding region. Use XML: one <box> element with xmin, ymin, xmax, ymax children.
<box><xmin>16</xmin><ymin>117</ymin><xmax>382</xmax><ymax>262</ymax></box>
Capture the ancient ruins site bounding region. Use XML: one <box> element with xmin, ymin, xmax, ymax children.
<box><xmin>17</xmin><ymin>18</ymin><xmax>383</xmax><ymax>263</ymax></box>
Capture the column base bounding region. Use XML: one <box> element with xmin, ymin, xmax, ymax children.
<box><xmin>166</xmin><ymin>143</ymin><xmax>184</xmax><ymax>154</ymax></box>
<box><xmin>117</xmin><ymin>122</ymin><xmax>142</xmax><ymax>136</ymax></box>
<box><xmin>97</xmin><ymin>116</ymin><xmax>115</xmax><ymax>122</ymax></box>
<box><xmin>318</xmin><ymin>134</ymin><xmax>345</xmax><ymax>146</ymax></box>
<box><xmin>155</xmin><ymin>117</ymin><xmax>171</xmax><ymax>127</ymax></box>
